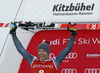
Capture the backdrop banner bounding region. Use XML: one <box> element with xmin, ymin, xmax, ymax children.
<box><xmin>19</xmin><ymin>30</ymin><xmax>100</xmax><ymax>73</ymax></box>
<box><xmin>0</xmin><ymin>0</ymin><xmax>100</xmax><ymax>22</ymax></box>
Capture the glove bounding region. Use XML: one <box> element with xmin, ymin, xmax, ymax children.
<box><xmin>9</xmin><ymin>22</ymin><xmax>17</xmax><ymax>34</ymax></box>
<box><xmin>67</xmin><ymin>25</ymin><xmax>77</xmax><ymax>35</ymax></box>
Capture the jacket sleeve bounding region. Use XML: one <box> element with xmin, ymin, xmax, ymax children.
<box><xmin>12</xmin><ymin>34</ymin><xmax>34</xmax><ymax>65</ymax></box>
<box><xmin>52</xmin><ymin>34</ymin><xmax>76</xmax><ymax>69</ymax></box>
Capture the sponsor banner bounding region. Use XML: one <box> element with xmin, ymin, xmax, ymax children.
<box><xmin>23</xmin><ymin>0</ymin><xmax>99</xmax><ymax>22</ymax></box>
<box><xmin>18</xmin><ymin>30</ymin><xmax>100</xmax><ymax>73</ymax></box>
<box><xmin>1</xmin><ymin>22</ymin><xmax>100</xmax><ymax>30</ymax></box>
<box><xmin>59</xmin><ymin>23</ymin><xmax>100</xmax><ymax>30</ymax></box>
<box><xmin>0</xmin><ymin>0</ymin><xmax>100</xmax><ymax>23</ymax></box>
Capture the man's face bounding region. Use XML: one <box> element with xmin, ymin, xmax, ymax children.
<box><xmin>38</xmin><ymin>49</ymin><xmax>49</xmax><ymax>61</ymax></box>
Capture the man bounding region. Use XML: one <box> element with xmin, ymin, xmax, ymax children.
<box><xmin>10</xmin><ymin>23</ymin><xmax>77</xmax><ymax>73</ymax></box>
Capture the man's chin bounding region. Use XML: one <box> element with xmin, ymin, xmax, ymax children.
<box><xmin>40</xmin><ymin>58</ymin><xmax>45</xmax><ymax>61</ymax></box>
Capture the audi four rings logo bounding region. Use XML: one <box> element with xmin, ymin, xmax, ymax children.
<box><xmin>66</xmin><ymin>52</ymin><xmax>77</xmax><ymax>59</ymax></box>
<box><xmin>85</xmin><ymin>68</ymin><xmax>100</xmax><ymax>73</ymax></box>
<box><xmin>61</xmin><ymin>68</ymin><xmax>77</xmax><ymax>73</ymax></box>
<box><xmin>49</xmin><ymin>52</ymin><xmax>77</xmax><ymax>59</ymax></box>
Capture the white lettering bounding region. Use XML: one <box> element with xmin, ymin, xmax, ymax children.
<box><xmin>90</xmin><ymin>24</ymin><xmax>96</xmax><ymax>30</ymax></box>
<box><xmin>33</xmin><ymin>64</ymin><xmax>53</xmax><ymax>68</ymax></box>
<box><xmin>63</xmin><ymin>38</ymin><xmax>75</xmax><ymax>45</ymax></box>
<box><xmin>78</xmin><ymin>38</ymin><xmax>90</xmax><ymax>44</ymax></box>
<box><xmin>92</xmin><ymin>38</ymin><xmax>100</xmax><ymax>44</ymax></box>
<box><xmin>86</xmin><ymin>53</ymin><xmax>100</xmax><ymax>58</ymax></box>
<box><xmin>50</xmin><ymin>39</ymin><xmax>60</xmax><ymax>45</ymax></box>
<box><xmin>63</xmin><ymin>39</ymin><xmax>68</xmax><ymax>45</ymax></box>
<box><xmin>42</xmin><ymin>39</ymin><xmax>60</xmax><ymax>45</ymax></box>
<box><xmin>42</xmin><ymin>38</ymin><xmax>100</xmax><ymax>46</ymax></box>
<box><xmin>78</xmin><ymin>38</ymin><xmax>83</xmax><ymax>44</ymax></box>
<box><xmin>86</xmin><ymin>24</ymin><xmax>100</xmax><ymax>30</ymax></box>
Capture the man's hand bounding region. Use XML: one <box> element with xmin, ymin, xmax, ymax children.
<box><xmin>67</xmin><ymin>25</ymin><xmax>77</xmax><ymax>35</ymax></box>
<box><xmin>9</xmin><ymin>22</ymin><xmax>17</xmax><ymax>34</ymax></box>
